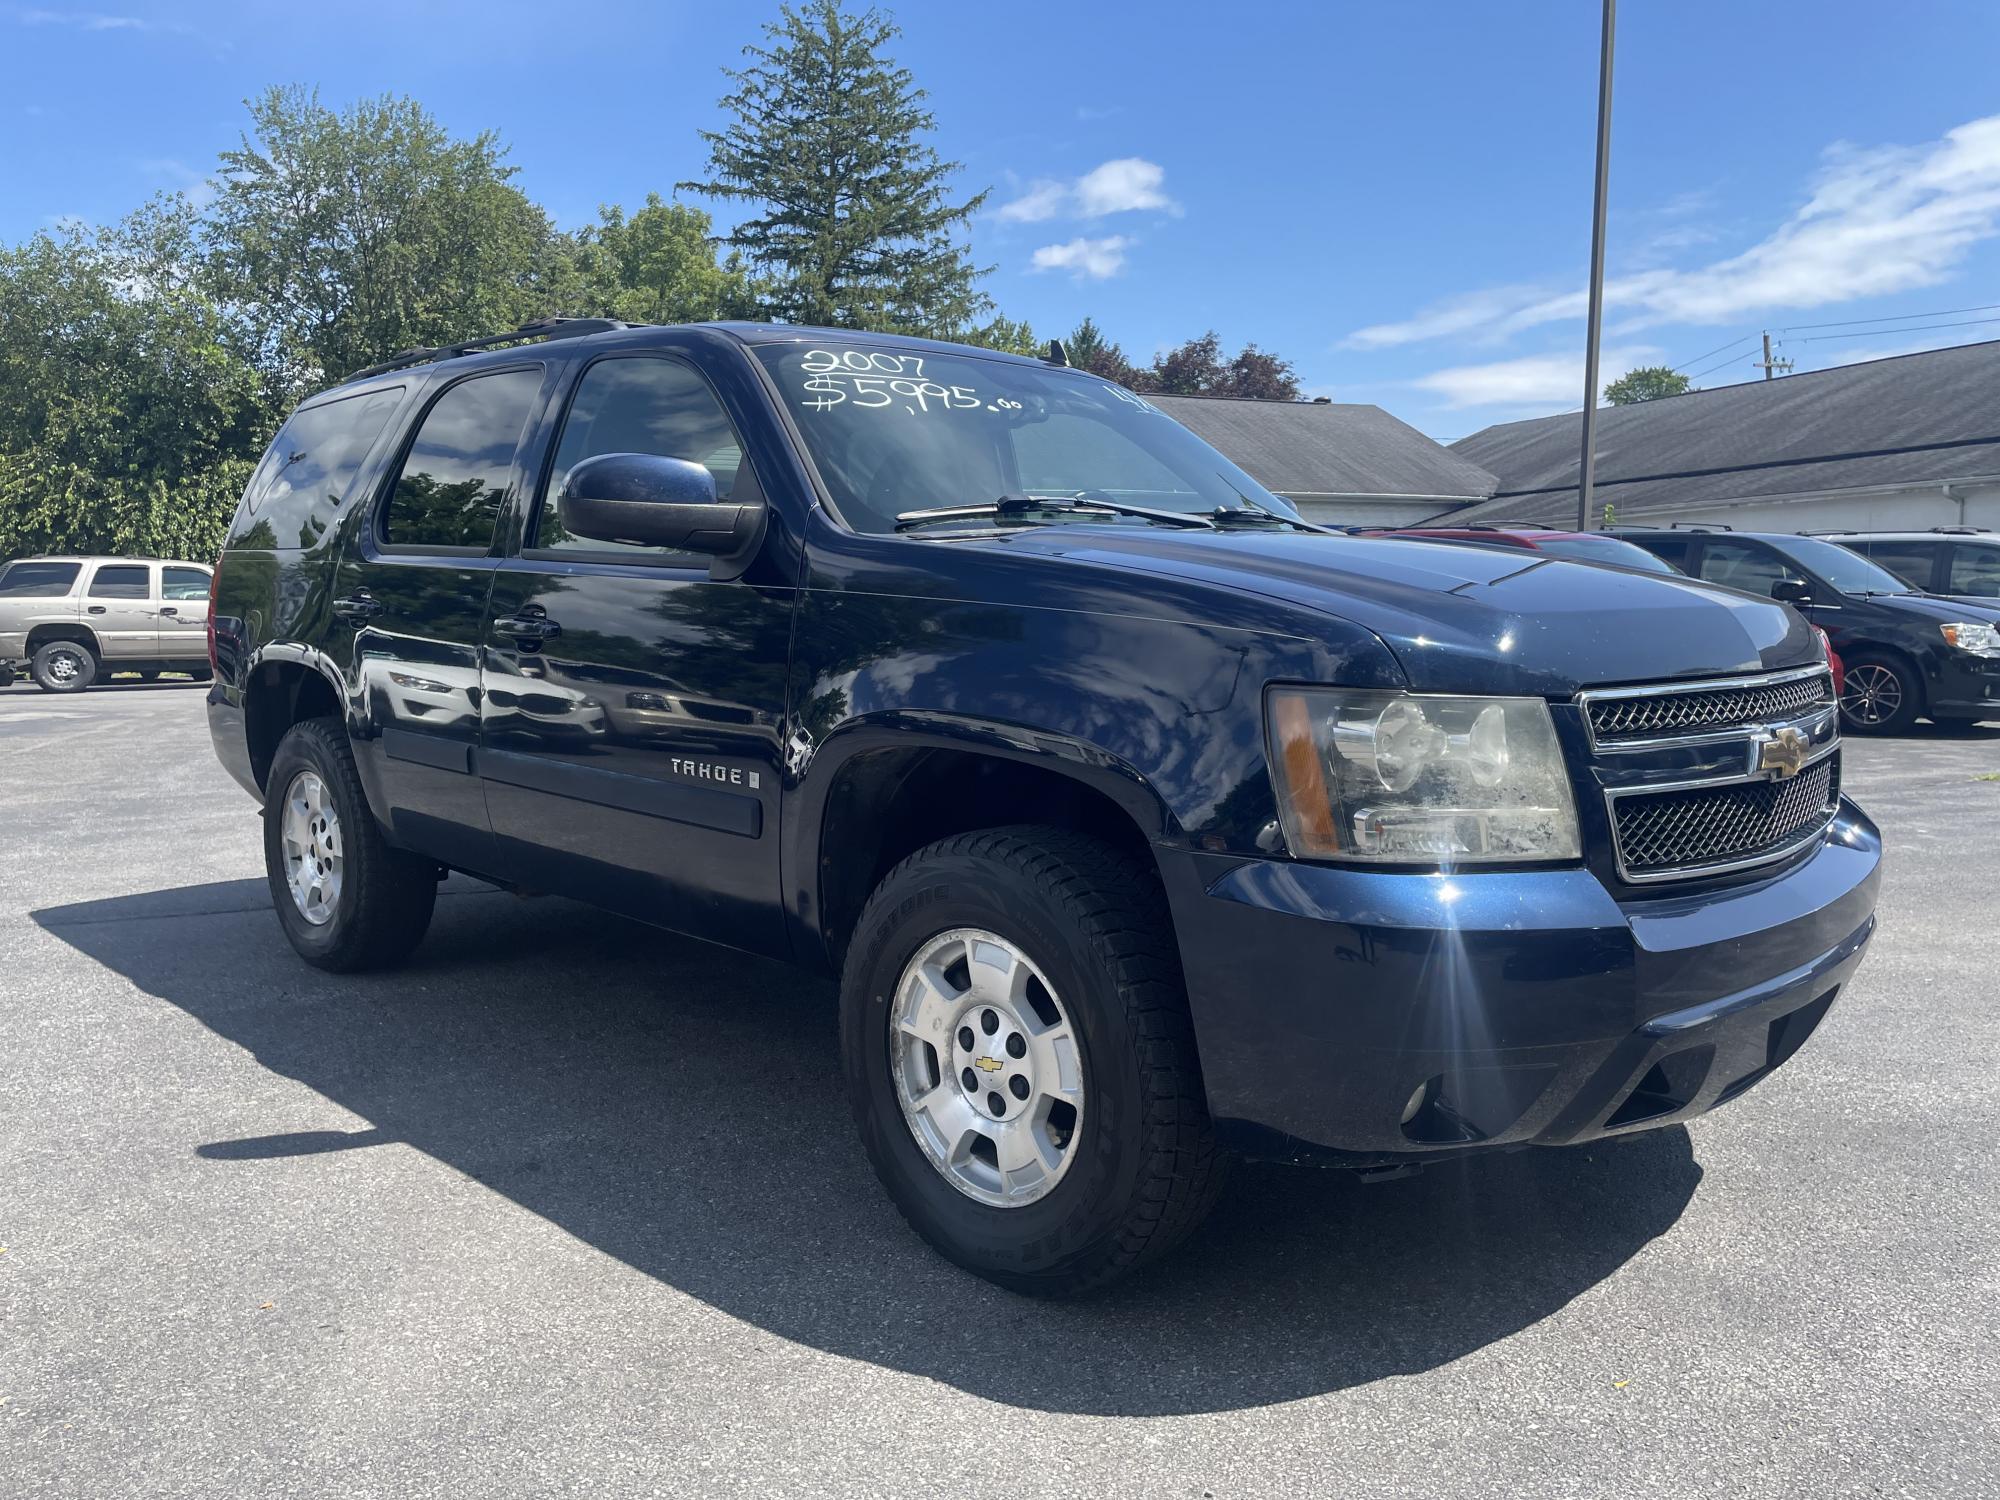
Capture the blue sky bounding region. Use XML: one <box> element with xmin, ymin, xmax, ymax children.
<box><xmin>7</xmin><ymin>0</ymin><xmax>2000</xmax><ymax>440</ymax></box>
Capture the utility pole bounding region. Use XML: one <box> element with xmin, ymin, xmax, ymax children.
<box><xmin>1753</xmin><ymin>331</ymin><xmax>1794</xmax><ymax>380</ymax></box>
<box><xmin>1575</xmin><ymin>0</ymin><xmax>1616</xmax><ymax>532</ymax></box>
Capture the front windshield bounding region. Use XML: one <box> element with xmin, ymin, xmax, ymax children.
<box><xmin>1533</xmin><ymin>535</ymin><xmax>1682</xmax><ymax>574</ymax></box>
<box><xmin>753</xmin><ymin>340</ymin><xmax>1300</xmax><ymax>534</ymax></box>
<box><xmin>1775</xmin><ymin>535</ymin><xmax>1912</xmax><ymax>594</ymax></box>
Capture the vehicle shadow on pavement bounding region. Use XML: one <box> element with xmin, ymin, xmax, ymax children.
<box><xmin>34</xmin><ymin>879</ymin><xmax>1702</xmax><ymax>1417</ymax></box>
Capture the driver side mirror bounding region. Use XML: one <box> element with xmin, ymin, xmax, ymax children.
<box><xmin>558</xmin><ymin>452</ymin><xmax>764</xmax><ymax>558</ymax></box>
<box><xmin>1771</xmin><ymin>578</ymin><xmax>1813</xmax><ymax>605</ymax></box>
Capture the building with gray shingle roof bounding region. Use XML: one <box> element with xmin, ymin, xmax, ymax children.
<box><xmin>1151</xmin><ymin>394</ymin><xmax>1497</xmax><ymax>525</ymax></box>
<box><xmin>1444</xmin><ymin>339</ymin><xmax>2000</xmax><ymax>531</ymax></box>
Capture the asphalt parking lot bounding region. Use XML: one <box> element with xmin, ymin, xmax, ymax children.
<box><xmin>2</xmin><ymin>682</ymin><xmax>1995</xmax><ymax>1498</ymax></box>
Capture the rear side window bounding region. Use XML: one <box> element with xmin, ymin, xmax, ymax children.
<box><xmin>161</xmin><ymin>566</ymin><xmax>210</xmax><ymax>601</ymax></box>
<box><xmin>241</xmin><ymin>387</ymin><xmax>403</xmax><ymax>550</ymax></box>
<box><xmin>88</xmin><ymin>564</ymin><xmax>151</xmax><ymax>599</ymax></box>
<box><xmin>1947</xmin><ymin>544</ymin><xmax>2000</xmax><ymax>597</ymax></box>
<box><xmin>0</xmin><ymin>561</ymin><xmax>81</xmax><ymax>596</ymax></box>
<box><xmin>1696</xmin><ymin>540</ymin><xmax>1805</xmax><ymax>597</ymax></box>
<box><xmin>1858</xmin><ymin>540</ymin><xmax>1937</xmax><ymax>589</ymax></box>
<box><xmin>382</xmin><ymin>370</ymin><xmax>543</xmax><ymax>551</ymax></box>
<box><xmin>536</xmin><ymin>357</ymin><xmax>746</xmax><ymax>560</ymax></box>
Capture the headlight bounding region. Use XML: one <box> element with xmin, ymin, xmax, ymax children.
<box><xmin>1941</xmin><ymin>622</ymin><xmax>2000</xmax><ymax>657</ymax></box>
<box><xmin>1266</xmin><ymin>688</ymin><xmax>1580</xmax><ymax>864</ymax></box>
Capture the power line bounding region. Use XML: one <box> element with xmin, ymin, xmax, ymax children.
<box><xmin>1791</xmin><ymin>315</ymin><xmax>2000</xmax><ymax>344</ymax></box>
<box><xmin>1775</xmin><ymin>301</ymin><xmax>2000</xmax><ymax>334</ymax></box>
<box><xmin>1685</xmin><ymin>347</ymin><xmax>1754</xmax><ymax>380</ymax></box>
<box><xmin>1672</xmin><ymin>331</ymin><xmax>1758</xmax><ymax>373</ymax></box>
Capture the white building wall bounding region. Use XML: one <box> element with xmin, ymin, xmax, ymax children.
<box><xmin>1633</xmin><ymin>480</ymin><xmax>2000</xmax><ymax>532</ymax></box>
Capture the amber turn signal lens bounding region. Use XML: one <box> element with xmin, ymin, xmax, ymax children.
<box><xmin>1269</xmin><ymin>691</ymin><xmax>1340</xmax><ymax>857</ymax></box>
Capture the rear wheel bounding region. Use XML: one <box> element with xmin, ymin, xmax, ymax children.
<box><xmin>31</xmin><ymin>640</ymin><xmax>96</xmax><ymax>694</ymax></box>
<box><xmin>1838</xmin><ymin>652</ymin><xmax>1922</xmax><ymax>734</ymax></box>
<box><xmin>840</xmin><ymin>826</ymin><xmax>1226</xmax><ymax>1295</ymax></box>
<box><xmin>138</xmin><ymin>669</ymin><xmax>161</xmax><ymax>682</ymax></box>
<box><xmin>263</xmin><ymin>717</ymin><xmax>438</xmax><ymax>971</ymax></box>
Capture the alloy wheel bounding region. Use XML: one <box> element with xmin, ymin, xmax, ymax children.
<box><xmin>279</xmin><ymin>769</ymin><xmax>344</xmax><ymax>925</ymax></box>
<box><xmin>888</xmin><ymin>928</ymin><xmax>1085</xmax><ymax>1208</ymax></box>
<box><xmin>1841</xmin><ymin>663</ymin><xmax>1903</xmax><ymax>726</ymax></box>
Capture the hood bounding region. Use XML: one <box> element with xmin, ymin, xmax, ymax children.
<box><xmin>974</xmin><ymin>527</ymin><xmax>1820</xmax><ymax>696</ymax></box>
<box><xmin>1877</xmin><ymin>590</ymin><xmax>2000</xmax><ymax>623</ymax></box>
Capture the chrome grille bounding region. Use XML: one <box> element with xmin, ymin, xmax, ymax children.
<box><xmin>1587</xmin><ymin>669</ymin><xmax>1834</xmax><ymax>742</ymax></box>
<box><xmin>1613</xmin><ymin>757</ymin><xmax>1839</xmax><ymax>877</ymax></box>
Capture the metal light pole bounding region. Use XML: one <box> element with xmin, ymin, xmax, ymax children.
<box><xmin>1576</xmin><ymin>0</ymin><xmax>1616</xmax><ymax>532</ymax></box>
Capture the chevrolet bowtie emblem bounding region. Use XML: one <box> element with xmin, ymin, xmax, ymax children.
<box><xmin>1757</xmin><ymin>726</ymin><xmax>1812</xmax><ymax>780</ymax></box>
<box><xmin>973</xmin><ymin>1056</ymin><xmax>1004</xmax><ymax>1073</ymax></box>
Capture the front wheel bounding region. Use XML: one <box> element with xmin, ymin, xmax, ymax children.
<box><xmin>1839</xmin><ymin>652</ymin><xmax>1922</xmax><ymax>734</ymax></box>
<box><xmin>31</xmin><ymin>640</ymin><xmax>96</xmax><ymax>693</ymax></box>
<box><xmin>263</xmin><ymin>717</ymin><xmax>438</xmax><ymax>971</ymax></box>
<box><xmin>840</xmin><ymin>826</ymin><xmax>1226</xmax><ymax>1295</ymax></box>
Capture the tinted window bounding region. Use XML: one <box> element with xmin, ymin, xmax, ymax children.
<box><xmin>1767</xmin><ymin>534</ymin><xmax>1910</xmax><ymax>594</ymax></box>
<box><xmin>1697</xmin><ymin>540</ymin><xmax>1806</xmax><ymax>597</ymax></box>
<box><xmin>382</xmin><ymin>370</ymin><xmax>542</xmax><ymax>550</ymax></box>
<box><xmin>1858</xmin><ymin>540</ymin><xmax>1938</xmax><ymax>589</ymax></box>
<box><xmin>1947</xmin><ymin>543</ymin><xmax>2000</xmax><ymax>597</ymax></box>
<box><xmin>1631</xmin><ymin>536</ymin><xmax>1692</xmax><ymax>570</ymax></box>
<box><xmin>243</xmin><ymin>387</ymin><xmax>403</xmax><ymax>549</ymax></box>
<box><xmin>88</xmin><ymin>564</ymin><xmax>151</xmax><ymax>599</ymax></box>
<box><xmin>0</xmin><ymin>561</ymin><xmax>81</xmax><ymax>596</ymax></box>
<box><xmin>161</xmin><ymin>566</ymin><xmax>210</xmax><ymax>601</ymax></box>
<box><xmin>537</xmin><ymin>358</ymin><xmax>745</xmax><ymax>559</ymax></box>
<box><xmin>1533</xmin><ymin>535</ymin><xmax>1681</xmax><ymax>573</ymax></box>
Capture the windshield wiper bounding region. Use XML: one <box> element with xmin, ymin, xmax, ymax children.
<box><xmin>1206</xmin><ymin>505</ymin><xmax>1344</xmax><ymax>535</ymax></box>
<box><xmin>895</xmin><ymin>493</ymin><xmax>1217</xmax><ymax>532</ymax></box>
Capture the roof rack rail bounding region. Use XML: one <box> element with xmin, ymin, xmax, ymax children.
<box><xmin>1461</xmin><ymin>521</ymin><xmax>1560</xmax><ymax>531</ymax></box>
<box><xmin>1931</xmin><ymin>525</ymin><xmax>1992</xmax><ymax>534</ymax></box>
<box><xmin>343</xmin><ymin>316</ymin><xmax>638</xmax><ymax>382</ymax></box>
<box><xmin>1667</xmin><ymin>522</ymin><xmax>1730</xmax><ymax>531</ymax></box>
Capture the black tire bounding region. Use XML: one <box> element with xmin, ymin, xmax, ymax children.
<box><xmin>186</xmin><ymin>665</ymin><xmax>213</xmax><ymax>683</ymax></box>
<box><xmin>31</xmin><ymin>640</ymin><xmax>96</xmax><ymax>694</ymax></box>
<box><xmin>138</xmin><ymin>670</ymin><xmax>161</xmax><ymax>682</ymax></box>
<box><xmin>1839</xmin><ymin>651</ymin><xmax>1923</xmax><ymax>734</ymax></box>
<box><xmin>840</xmin><ymin>825</ymin><xmax>1227</xmax><ymax>1296</ymax></box>
<box><xmin>0</xmin><ymin>662</ymin><xmax>15</xmax><ymax>689</ymax></box>
<box><xmin>263</xmin><ymin>717</ymin><xmax>438</xmax><ymax>972</ymax></box>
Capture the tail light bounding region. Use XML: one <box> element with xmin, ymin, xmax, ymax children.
<box><xmin>207</xmin><ymin>555</ymin><xmax>222</xmax><ymax>674</ymax></box>
<box><xmin>1815</xmin><ymin>626</ymin><xmax>1843</xmax><ymax>696</ymax></box>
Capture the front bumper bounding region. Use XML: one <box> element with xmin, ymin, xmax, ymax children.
<box><xmin>1162</xmin><ymin>798</ymin><xmax>1881</xmax><ymax>1166</ymax></box>
<box><xmin>1930</xmin><ymin>654</ymin><xmax>2000</xmax><ymax>719</ymax></box>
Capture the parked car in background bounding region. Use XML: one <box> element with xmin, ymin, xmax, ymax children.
<box><xmin>1617</xmin><ymin>528</ymin><xmax>2000</xmax><ymax>733</ymax></box>
<box><xmin>1808</xmin><ymin>528</ymin><xmax>2000</xmax><ymax>605</ymax></box>
<box><xmin>0</xmin><ymin>556</ymin><xmax>214</xmax><ymax>692</ymax></box>
<box><xmin>1359</xmin><ymin>523</ymin><xmax>1686</xmax><ymax>574</ymax></box>
<box><xmin>206</xmin><ymin>318</ymin><xmax>1879</xmax><ymax>1293</ymax></box>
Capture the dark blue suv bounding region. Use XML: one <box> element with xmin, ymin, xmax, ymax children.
<box><xmin>205</xmin><ymin>319</ymin><xmax>1881</xmax><ymax>1293</ymax></box>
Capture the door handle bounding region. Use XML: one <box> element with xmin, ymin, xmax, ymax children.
<box><xmin>495</xmin><ymin>613</ymin><xmax>562</xmax><ymax>644</ymax></box>
<box><xmin>159</xmin><ymin>606</ymin><xmax>178</xmax><ymax>616</ymax></box>
<box><xmin>332</xmin><ymin>592</ymin><xmax>384</xmax><ymax>624</ymax></box>
<box><xmin>87</xmin><ymin>605</ymin><xmax>106</xmax><ymax>615</ymax></box>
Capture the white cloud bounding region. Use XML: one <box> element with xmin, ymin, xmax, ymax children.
<box><xmin>996</xmin><ymin>179</ymin><xmax>1069</xmax><ymax>224</ymax></box>
<box><xmin>1346</xmin><ymin>114</ymin><xmax>2000</xmax><ymax>348</ymax></box>
<box><xmin>138</xmin><ymin>156</ymin><xmax>215</xmax><ymax>207</ymax></box>
<box><xmin>1030</xmin><ymin>235</ymin><xmax>1133</xmax><ymax>280</ymax></box>
<box><xmin>1074</xmin><ymin>158</ymin><xmax>1176</xmax><ymax>217</ymax></box>
<box><xmin>997</xmin><ymin>157</ymin><xmax>1177</xmax><ymax>223</ymax></box>
<box><xmin>1411</xmin><ymin>346</ymin><xmax>1661</xmax><ymax>409</ymax></box>
<box><xmin>18</xmin><ymin>9</ymin><xmax>149</xmax><ymax>29</ymax></box>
